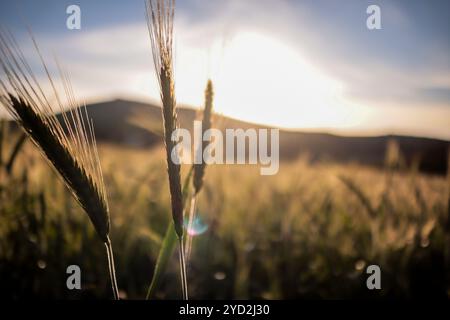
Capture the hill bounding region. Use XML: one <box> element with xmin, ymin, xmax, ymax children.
<box><xmin>76</xmin><ymin>99</ymin><xmax>449</xmax><ymax>175</ymax></box>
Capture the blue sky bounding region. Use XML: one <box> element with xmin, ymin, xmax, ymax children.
<box><xmin>0</xmin><ymin>0</ymin><xmax>449</xmax><ymax>139</ymax></box>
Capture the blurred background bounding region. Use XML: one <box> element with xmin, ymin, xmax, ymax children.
<box><xmin>0</xmin><ymin>0</ymin><xmax>449</xmax><ymax>299</ymax></box>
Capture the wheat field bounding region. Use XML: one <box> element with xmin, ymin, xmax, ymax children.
<box><xmin>0</xmin><ymin>132</ymin><xmax>448</xmax><ymax>299</ymax></box>
<box><xmin>0</xmin><ymin>0</ymin><xmax>449</xmax><ymax>302</ymax></box>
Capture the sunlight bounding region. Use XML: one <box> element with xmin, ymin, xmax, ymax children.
<box><xmin>175</xmin><ymin>31</ymin><xmax>369</xmax><ymax>130</ymax></box>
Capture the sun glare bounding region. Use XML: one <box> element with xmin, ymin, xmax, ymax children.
<box><xmin>174</xmin><ymin>31</ymin><xmax>370</xmax><ymax>130</ymax></box>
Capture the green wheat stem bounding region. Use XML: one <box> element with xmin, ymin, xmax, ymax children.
<box><xmin>146</xmin><ymin>165</ymin><xmax>193</xmax><ymax>300</ymax></box>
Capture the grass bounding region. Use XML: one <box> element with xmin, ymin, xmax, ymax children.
<box><xmin>0</xmin><ymin>31</ymin><xmax>119</xmax><ymax>299</ymax></box>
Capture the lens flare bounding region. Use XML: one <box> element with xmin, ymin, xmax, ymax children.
<box><xmin>184</xmin><ymin>215</ymin><xmax>208</xmax><ymax>236</ymax></box>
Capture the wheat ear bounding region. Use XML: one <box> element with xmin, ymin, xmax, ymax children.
<box><xmin>0</xmin><ymin>30</ymin><xmax>119</xmax><ymax>300</ymax></box>
<box><xmin>186</xmin><ymin>79</ymin><xmax>214</xmax><ymax>261</ymax></box>
<box><xmin>145</xmin><ymin>0</ymin><xmax>187</xmax><ymax>300</ymax></box>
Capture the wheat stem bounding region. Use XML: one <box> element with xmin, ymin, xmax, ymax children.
<box><xmin>185</xmin><ymin>193</ymin><xmax>197</xmax><ymax>262</ymax></box>
<box><xmin>146</xmin><ymin>0</ymin><xmax>187</xmax><ymax>300</ymax></box>
<box><xmin>185</xmin><ymin>80</ymin><xmax>214</xmax><ymax>264</ymax></box>
<box><xmin>146</xmin><ymin>166</ymin><xmax>193</xmax><ymax>300</ymax></box>
<box><xmin>105</xmin><ymin>236</ymin><xmax>120</xmax><ymax>300</ymax></box>
<box><xmin>178</xmin><ymin>237</ymin><xmax>188</xmax><ymax>300</ymax></box>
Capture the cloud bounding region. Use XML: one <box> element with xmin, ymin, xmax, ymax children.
<box><xmin>153</xmin><ymin>0</ymin><xmax>450</xmax><ymax>114</ymax></box>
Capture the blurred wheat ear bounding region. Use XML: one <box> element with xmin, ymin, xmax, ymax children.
<box><xmin>0</xmin><ymin>30</ymin><xmax>119</xmax><ymax>299</ymax></box>
<box><xmin>146</xmin><ymin>0</ymin><xmax>188</xmax><ymax>300</ymax></box>
<box><xmin>186</xmin><ymin>79</ymin><xmax>214</xmax><ymax>261</ymax></box>
<box><xmin>5</xmin><ymin>132</ymin><xmax>27</xmax><ymax>175</ymax></box>
<box><xmin>193</xmin><ymin>79</ymin><xmax>214</xmax><ymax>194</ymax></box>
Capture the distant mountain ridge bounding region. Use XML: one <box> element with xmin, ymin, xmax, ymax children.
<box><xmin>3</xmin><ymin>98</ymin><xmax>444</xmax><ymax>174</ymax></box>
<box><xmin>74</xmin><ymin>99</ymin><xmax>448</xmax><ymax>175</ymax></box>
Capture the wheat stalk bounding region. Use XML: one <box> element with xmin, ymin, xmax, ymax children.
<box><xmin>5</xmin><ymin>132</ymin><xmax>27</xmax><ymax>175</ymax></box>
<box><xmin>186</xmin><ymin>79</ymin><xmax>214</xmax><ymax>261</ymax></box>
<box><xmin>193</xmin><ymin>79</ymin><xmax>213</xmax><ymax>194</ymax></box>
<box><xmin>0</xmin><ymin>30</ymin><xmax>119</xmax><ymax>300</ymax></box>
<box><xmin>145</xmin><ymin>0</ymin><xmax>188</xmax><ymax>300</ymax></box>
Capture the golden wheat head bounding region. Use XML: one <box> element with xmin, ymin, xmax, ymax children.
<box><xmin>146</xmin><ymin>0</ymin><xmax>184</xmax><ymax>239</ymax></box>
<box><xmin>0</xmin><ymin>30</ymin><xmax>110</xmax><ymax>243</ymax></box>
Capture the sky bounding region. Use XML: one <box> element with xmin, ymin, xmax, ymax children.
<box><xmin>0</xmin><ymin>0</ymin><xmax>449</xmax><ymax>139</ymax></box>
